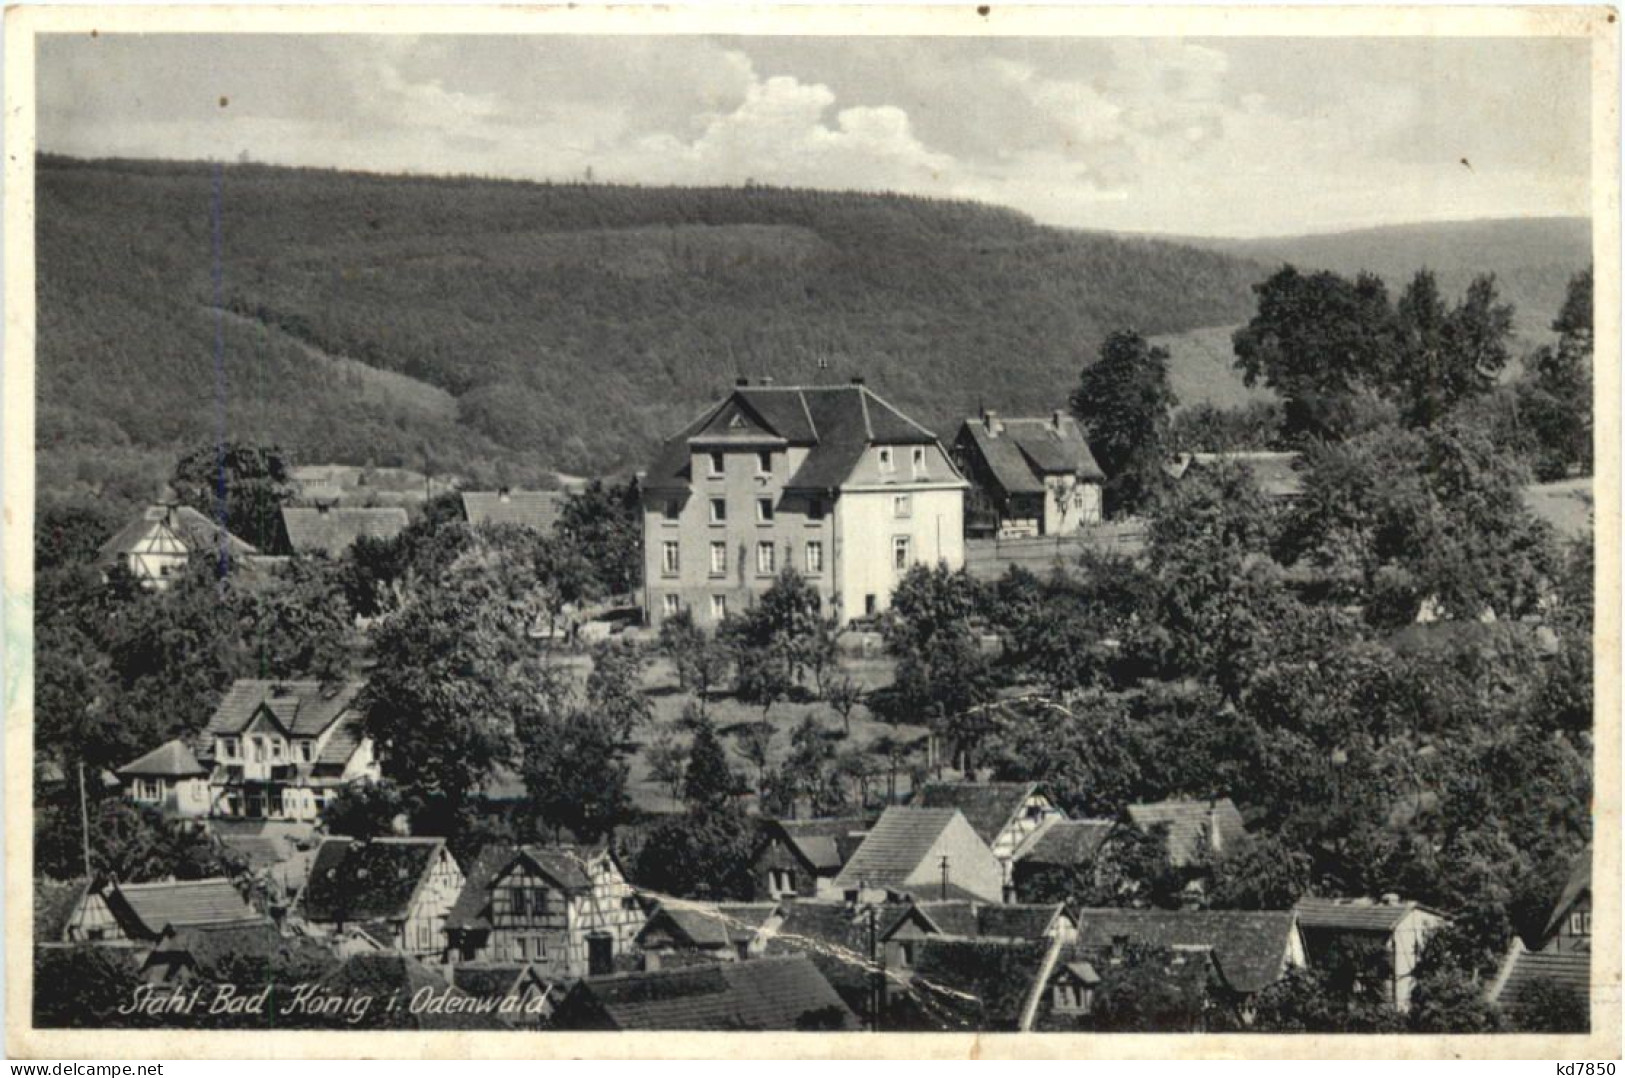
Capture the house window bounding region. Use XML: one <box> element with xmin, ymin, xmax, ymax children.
<box><xmin>912</xmin><ymin>447</ymin><xmax>927</xmax><ymax>472</ymax></box>
<box><xmin>1571</xmin><ymin>910</ymin><xmax>1592</xmax><ymax>936</ymax></box>
<box><xmin>220</xmin><ymin>737</ymin><xmax>240</xmax><ymax>760</ymax></box>
<box><xmin>1053</xmin><ymin>984</ymin><xmax>1092</xmax><ymax>1015</ymax></box>
<box><xmin>662</xmin><ymin>499</ymin><xmax>681</xmax><ymax>522</ymax></box>
<box><xmin>805</xmin><ymin>541</ymin><xmax>824</xmax><ymax>574</ymax></box>
<box><xmin>893</xmin><ymin>536</ymin><xmax>911</xmax><ymax>570</ymax></box>
<box><xmin>769</xmin><ymin>869</ymin><xmax>796</xmax><ymax>896</ymax></box>
<box><xmin>710</xmin><ymin>498</ymin><xmax>727</xmax><ymax>525</ymax></box>
<box><xmin>757</xmin><ymin>542</ymin><xmax>776</xmax><ymax>575</ymax></box>
<box><xmin>710</xmin><ymin>541</ymin><xmax>727</xmax><ymax>576</ymax></box>
<box><xmin>271</xmin><ymin>740</ymin><xmax>285</xmax><ymax>761</ymax></box>
<box><xmin>662</xmin><ymin>540</ymin><xmax>680</xmax><ymax>576</ymax></box>
<box><xmin>663</xmin><ymin>595</ymin><xmax>682</xmax><ymax>618</ymax></box>
<box><xmin>298</xmin><ymin>740</ymin><xmax>314</xmax><ymax>764</ymax></box>
<box><xmin>712</xmin><ymin>595</ymin><xmax>728</xmax><ymax>621</ymax></box>
<box><xmin>251</xmin><ymin>737</ymin><xmax>266</xmax><ymax>763</ymax></box>
<box><xmin>806</xmin><ymin>498</ymin><xmax>826</xmax><ymax>523</ymax></box>
<box><xmin>757</xmin><ymin>451</ymin><xmax>772</xmax><ymax>475</ymax></box>
<box><xmin>757</xmin><ymin>497</ymin><xmax>774</xmax><ymax>524</ymax></box>
<box><xmin>515</xmin><ymin>937</ymin><xmax>528</xmax><ymax>960</ymax></box>
<box><xmin>878</xmin><ymin>447</ymin><xmax>894</xmax><ymax>473</ymax></box>
<box><xmin>708</xmin><ymin>452</ymin><xmax>725</xmax><ymax>477</ymax></box>
<box><xmin>894</xmin><ymin>494</ymin><xmax>912</xmax><ymax>519</ymax></box>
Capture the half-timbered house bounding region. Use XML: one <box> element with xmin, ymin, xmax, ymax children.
<box><xmin>296</xmin><ymin>837</ymin><xmax>464</xmax><ymax>960</ymax></box>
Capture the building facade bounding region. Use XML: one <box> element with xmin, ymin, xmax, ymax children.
<box><xmin>951</xmin><ymin>411</ymin><xmax>1105</xmax><ymax>538</ymax></box>
<box><xmin>640</xmin><ymin>379</ymin><xmax>967</xmax><ymax>628</ymax></box>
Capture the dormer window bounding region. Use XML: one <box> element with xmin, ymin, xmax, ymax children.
<box><xmin>708</xmin><ymin>452</ymin><xmax>725</xmax><ymax>477</ymax></box>
<box><xmin>878</xmin><ymin>447</ymin><xmax>894</xmax><ymax>473</ymax></box>
<box><xmin>912</xmin><ymin>447</ymin><xmax>927</xmax><ymax>473</ymax></box>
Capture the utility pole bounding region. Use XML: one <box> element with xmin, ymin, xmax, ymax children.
<box><xmin>866</xmin><ymin>903</ymin><xmax>881</xmax><ymax>1033</ymax></box>
<box><xmin>939</xmin><ymin>855</ymin><xmax>950</xmax><ymax>901</ymax></box>
<box><xmin>77</xmin><ymin>761</ymin><xmax>93</xmax><ymax>879</ymax></box>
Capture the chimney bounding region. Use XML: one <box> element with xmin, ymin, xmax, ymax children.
<box><xmin>983</xmin><ymin>410</ymin><xmax>1000</xmax><ymax>437</ymax></box>
<box><xmin>1381</xmin><ymin>893</ymin><xmax>1402</xmax><ymax>907</ymax></box>
<box><xmin>850</xmin><ymin>376</ymin><xmax>865</xmax><ymax>386</ymax></box>
<box><xmin>736</xmin><ymin>377</ymin><xmax>750</xmax><ymax>387</ymax></box>
<box><xmin>498</xmin><ymin>486</ymin><xmax>512</xmax><ymax>504</ymax></box>
<box><xmin>1052</xmin><ymin>410</ymin><xmax>1065</xmax><ymax>432</ymax></box>
<box><xmin>759</xmin><ymin>375</ymin><xmax>774</xmax><ymax>388</ymax></box>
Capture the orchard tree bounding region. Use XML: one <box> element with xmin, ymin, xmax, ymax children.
<box><xmin>1394</xmin><ymin>271</ymin><xmax>1514</xmax><ymax>428</ymax></box>
<box><xmin>1519</xmin><ymin>267</ymin><xmax>1594</xmax><ymax>478</ymax></box>
<box><xmin>556</xmin><ymin>479</ymin><xmax>642</xmax><ymax>597</ymax></box>
<box><xmin>1071</xmin><ymin>330</ymin><xmax>1178</xmax><ymax>516</ymax></box>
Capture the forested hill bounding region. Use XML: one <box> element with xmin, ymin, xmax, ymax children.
<box><xmin>37</xmin><ymin>155</ymin><xmax>1267</xmax><ymax>485</ymax></box>
<box><xmin>1173</xmin><ymin>217</ymin><xmax>1592</xmax><ymax>321</ymax></box>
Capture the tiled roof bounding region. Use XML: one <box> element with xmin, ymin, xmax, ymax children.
<box><xmin>768</xmin><ymin>818</ymin><xmax>870</xmax><ymax>873</ymax></box>
<box><xmin>201</xmin><ymin>679</ymin><xmax>365</xmax><ymax>742</ymax></box>
<box><xmin>319</xmin><ymin>953</ymin><xmax>503</xmax><ymax>1029</ymax></box>
<box><xmin>1072</xmin><ymin>908</ymin><xmax>1298</xmax><ymax>995</ymax></box>
<box><xmin>977</xmin><ymin>904</ymin><xmax>1065</xmax><ymax>940</ymax></box>
<box><xmin>117</xmin><ymin>739</ymin><xmax>207</xmax><ymax>778</ymax></box>
<box><xmin>109</xmin><ymin>878</ymin><xmax>258</xmax><ymax>937</ymax></box>
<box><xmin>461</xmin><ymin>491</ymin><xmax>566</xmax><ymax>533</ymax></box>
<box><xmin>142</xmin><ymin>919</ymin><xmax>335</xmax><ymax>983</ymax></box>
<box><xmin>299</xmin><ymin>838</ymin><xmax>445</xmax><ymax>925</ymax></box>
<box><xmin>214</xmin><ymin>832</ymin><xmax>295</xmax><ymax>871</ymax></box>
<box><xmin>959</xmin><ymin>416</ymin><xmax>1106</xmax><ymax>497</ymax></box>
<box><xmin>642</xmin><ymin>384</ymin><xmax>943</xmax><ymax>494</ymax></box>
<box><xmin>557</xmin><ymin>954</ymin><xmax>857</xmax><ymax>1031</ymax></box>
<box><xmin>97</xmin><ymin>505</ymin><xmax>259</xmax><ymax>566</ymax></box>
<box><xmin>280</xmin><ymin>506</ymin><xmax>409</xmax><ymax>557</ymax></box>
<box><xmin>1492</xmin><ymin>942</ymin><xmax>1591</xmax><ymax>1008</ymax></box>
<box><xmin>1546</xmin><ymin>846</ymin><xmax>1592</xmax><ymax>938</ymax></box>
<box><xmin>913</xmin><ymin>782</ymin><xmax>1038</xmax><ymax>846</ymax></box>
<box><xmin>1127</xmin><ymin>798</ymin><xmax>1248</xmax><ymax>867</ymax></box>
<box><xmin>316</xmin><ymin>720</ymin><xmax>364</xmax><ymax>768</ymax></box>
<box><xmin>760</xmin><ymin>901</ymin><xmax>876</xmax><ymax>1008</ymax></box>
<box><xmin>834</xmin><ymin>807</ymin><xmax>961</xmax><ymax>891</ymax></box>
<box><xmin>882</xmin><ymin>901</ymin><xmax>978</xmax><ymax>940</ymax></box>
<box><xmin>639</xmin><ymin>901</ymin><xmax>780</xmax><ymax>949</ymax></box>
<box><xmin>1294</xmin><ymin>897</ymin><xmax>1429</xmax><ymax>934</ymax></box>
<box><xmin>452</xmin><ymin>964</ymin><xmax>540</xmax><ymax>1000</ymax></box>
<box><xmin>1016</xmin><ymin>819</ymin><xmax>1116</xmax><ymax>867</ymax></box>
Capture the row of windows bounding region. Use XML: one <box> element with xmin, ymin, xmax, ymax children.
<box><xmin>662</xmin><ymin>540</ymin><xmax>824</xmax><ymax>576</ymax></box>
<box><xmin>217</xmin><ymin>734</ymin><xmax>316</xmax><ymax>765</ymax></box>
<box><xmin>661</xmin><ymin>496</ymin><xmax>827</xmax><ymax>524</ymax></box>
<box><xmin>697</xmin><ymin>446</ymin><xmax>931</xmax><ymax>482</ymax></box>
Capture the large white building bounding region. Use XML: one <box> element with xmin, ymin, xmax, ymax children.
<box><xmin>639</xmin><ymin>378</ymin><xmax>967</xmax><ymax>628</ymax></box>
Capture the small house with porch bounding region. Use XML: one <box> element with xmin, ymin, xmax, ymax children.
<box><xmin>296</xmin><ymin>837</ymin><xmax>465</xmax><ymax>960</ymax></box>
<box><xmin>951</xmin><ymin>410</ymin><xmax>1106</xmax><ymax>538</ymax></box>
<box><xmin>443</xmin><ymin>845</ymin><xmax>643</xmax><ymax>977</ymax></box>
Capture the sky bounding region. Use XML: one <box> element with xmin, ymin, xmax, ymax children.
<box><xmin>36</xmin><ymin>33</ymin><xmax>1593</xmax><ymax>237</ymax></box>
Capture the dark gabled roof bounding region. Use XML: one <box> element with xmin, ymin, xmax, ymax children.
<box><xmin>201</xmin><ymin>680</ymin><xmax>365</xmax><ymax>742</ymax></box>
<box><xmin>298</xmin><ymin>838</ymin><xmax>446</xmax><ymax>925</ymax></box>
<box><xmin>977</xmin><ymin>904</ymin><xmax>1065</xmax><ymax>940</ymax></box>
<box><xmin>460</xmin><ymin>491</ymin><xmax>566</xmax><ymax>533</ymax></box>
<box><xmin>1016</xmin><ymin>819</ymin><xmax>1116</xmax><ymax>867</ymax></box>
<box><xmin>638</xmin><ymin>901</ymin><xmax>780</xmax><ymax>949</ymax></box>
<box><xmin>117</xmin><ymin>739</ymin><xmax>207</xmax><ymax>778</ymax></box>
<box><xmin>1127</xmin><ymin>798</ymin><xmax>1248</xmax><ymax>867</ymax></box>
<box><xmin>97</xmin><ymin>505</ymin><xmax>258</xmax><ymax>566</ymax></box>
<box><xmin>765</xmin><ymin>818</ymin><xmax>870</xmax><ymax>874</ymax></box>
<box><xmin>882</xmin><ymin>901</ymin><xmax>978</xmax><ymax>941</ymax></box>
<box><xmin>913</xmin><ymin>782</ymin><xmax>1039</xmax><ymax>847</ymax></box>
<box><xmin>319</xmin><ymin>953</ymin><xmax>502</xmax><ymax>1029</ymax></box>
<box><xmin>761</xmin><ymin>901</ymin><xmax>876</xmax><ymax>1004</ymax></box>
<box><xmin>443</xmin><ymin>845</ymin><xmax>611</xmax><ymax>933</ymax></box>
<box><xmin>641</xmin><ymin>384</ymin><xmax>942</xmax><ymax>494</ymax></box>
<box><xmin>1072</xmin><ymin>909</ymin><xmax>1298</xmax><ymax>995</ymax></box>
<box><xmin>315</xmin><ymin>721</ymin><xmax>364</xmax><ymax>767</ymax></box>
<box><xmin>1293</xmin><ymin>897</ymin><xmax>1440</xmax><ymax>934</ymax></box>
<box><xmin>452</xmin><ymin>963</ymin><xmax>544</xmax><ymax>1000</ymax></box>
<box><xmin>280</xmin><ymin>507</ymin><xmax>408</xmax><ymax>557</ymax></box>
<box><xmin>109</xmin><ymin>878</ymin><xmax>258</xmax><ymax>937</ymax></box>
<box><xmin>834</xmin><ymin>807</ymin><xmax>962</xmax><ymax>890</ymax></box>
<box><xmin>1492</xmin><ymin>944</ymin><xmax>1591</xmax><ymax>1008</ymax></box>
<box><xmin>214</xmin><ymin>831</ymin><xmax>296</xmax><ymax>871</ymax></box>
<box><xmin>143</xmin><ymin>918</ymin><xmax>310</xmax><ymax>981</ymax></box>
<box><xmin>1546</xmin><ymin>846</ymin><xmax>1592</xmax><ymax>938</ymax></box>
<box><xmin>558</xmin><ymin>955</ymin><xmax>856</xmax><ymax>1031</ymax></box>
<box><xmin>958</xmin><ymin>416</ymin><xmax>1106</xmax><ymax>496</ymax></box>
